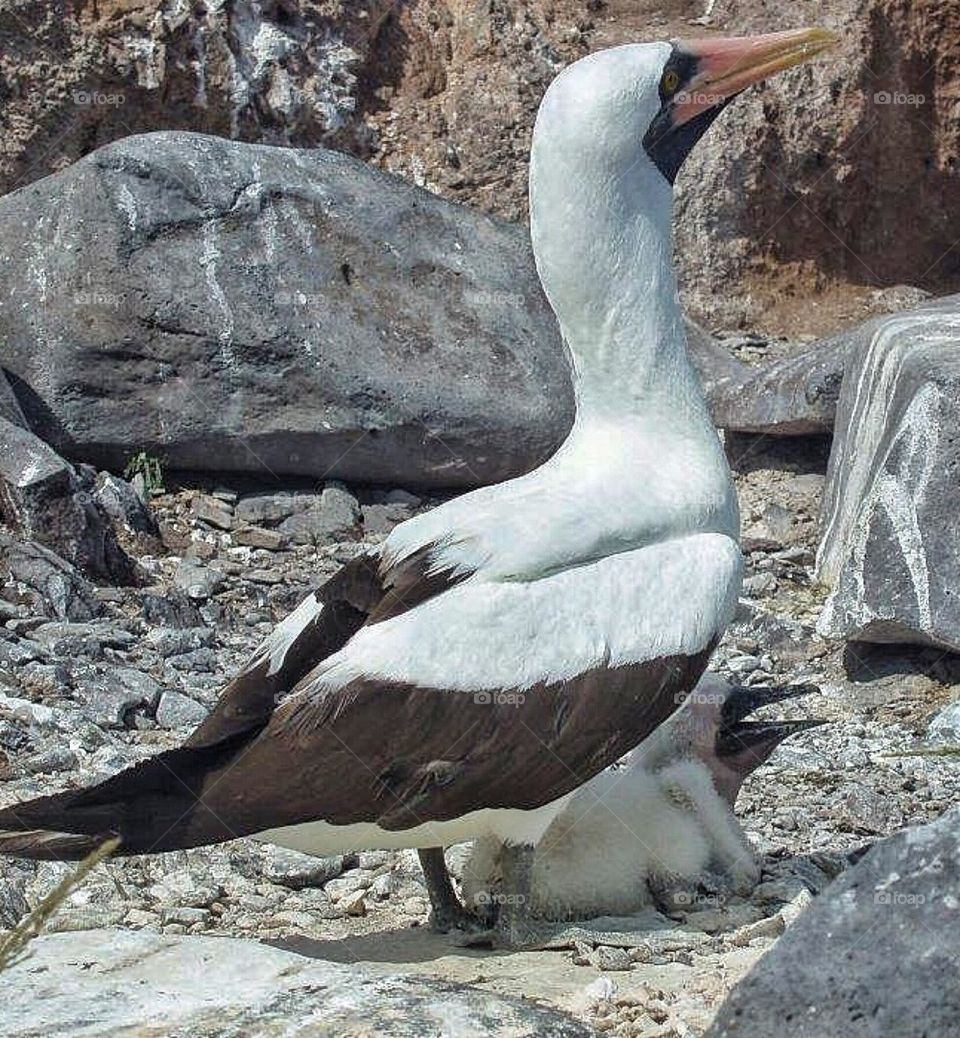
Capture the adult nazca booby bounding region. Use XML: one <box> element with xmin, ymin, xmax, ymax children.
<box><xmin>0</xmin><ymin>28</ymin><xmax>836</xmax><ymax>946</ymax></box>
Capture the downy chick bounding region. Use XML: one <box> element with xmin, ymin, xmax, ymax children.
<box><xmin>461</xmin><ymin>675</ymin><xmax>821</xmax><ymax>920</ymax></box>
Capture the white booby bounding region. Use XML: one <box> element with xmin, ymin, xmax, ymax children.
<box><xmin>461</xmin><ymin>676</ymin><xmax>824</xmax><ymax>920</ymax></box>
<box><xmin>0</xmin><ymin>28</ymin><xmax>836</xmax><ymax>946</ymax></box>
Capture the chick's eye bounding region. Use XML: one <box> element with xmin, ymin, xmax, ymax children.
<box><xmin>662</xmin><ymin>69</ymin><xmax>680</xmax><ymax>95</ymax></box>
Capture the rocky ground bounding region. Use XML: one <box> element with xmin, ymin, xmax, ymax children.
<box><xmin>1</xmin><ymin>377</ymin><xmax>957</xmax><ymax>1036</ymax></box>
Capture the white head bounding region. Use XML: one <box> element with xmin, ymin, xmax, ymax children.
<box><xmin>531</xmin><ymin>29</ymin><xmax>838</xmax><ymax>207</ymax></box>
<box><xmin>527</xmin><ymin>30</ymin><xmax>837</xmax><ymax>408</ymax></box>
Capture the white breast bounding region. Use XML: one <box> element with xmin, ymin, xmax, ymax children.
<box><xmin>306</xmin><ymin>530</ymin><xmax>742</xmax><ymax>697</ymax></box>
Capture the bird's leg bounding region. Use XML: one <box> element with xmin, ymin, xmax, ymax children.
<box><xmin>492</xmin><ymin>841</ymin><xmax>540</xmax><ymax>949</ymax></box>
<box><xmin>451</xmin><ymin>841</ymin><xmax>543</xmax><ymax>949</ymax></box>
<box><xmin>418</xmin><ymin>847</ymin><xmax>482</xmax><ymax>933</ymax></box>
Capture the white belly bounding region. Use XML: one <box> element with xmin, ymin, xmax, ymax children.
<box><xmin>254</xmin><ymin>795</ymin><xmax>572</xmax><ymax>856</ymax></box>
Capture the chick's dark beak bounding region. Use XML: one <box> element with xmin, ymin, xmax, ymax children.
<box><xmin>715</xmin><ymin>682</ymin><xmax>826</xmax><ymax>774</ymax></box>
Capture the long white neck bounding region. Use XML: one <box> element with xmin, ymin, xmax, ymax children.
<box><xmin>524</xmin><ymin>128</ymin><xmax>738</xmax><ymax>554</ymax></box>
<box><xmin>530</xmin><ymin>144</ymin><xmax>710</xmax><ymax>430</ymax></box>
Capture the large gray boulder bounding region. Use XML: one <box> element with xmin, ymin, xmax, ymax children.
<box><xmin>706</xmin><ymin>807</ymin><xmax>960</xmax><ymax>1038</ymax></box>
<box><xmin>0</xmin><ymin>131</ymin><xmax>572</xmax><ymax>489</ymax></box>
<box><xmin>0</xmin><ymin>130</ymin><xmax>775</xmax><ymax>490</ymax></box>
<box><xmin>816</xmin><ymin>304</ymin><xmax>960</xmax><ymax>650</ymax></box>
<box><xmin>0</xmin><ymin>928</ymin><xmax>594</xmax><ymax>1037</ymax></box>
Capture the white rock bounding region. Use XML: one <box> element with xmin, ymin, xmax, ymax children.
<box><xmin>0</xmin><ymin>929</ymin><xmax>592</xmax><ymax>1036</ymax></box>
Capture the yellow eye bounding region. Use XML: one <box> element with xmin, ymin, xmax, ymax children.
<box><xmin>662</xmin><ymin>69</ymin><xmax>680</xmax><ymax>95</ymax></box>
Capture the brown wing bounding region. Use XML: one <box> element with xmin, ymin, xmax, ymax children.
<box><xmin>0</xmin><ymin>543</ymin><xmax>469</xmax><ymax>859</ymax></box>
<box><xmin>138</xmin><ymin>640</ymin><xmax>716</xmax><ymax>851</ymax></box>
<box><xmin>187</xmin><ymin>546</ymin><xmax>462</xmax><ymax>750</ymax></box>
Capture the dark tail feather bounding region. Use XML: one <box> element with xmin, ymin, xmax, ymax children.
<box><xmin>0</xmin><ymin>565</ymin><xmax>385</xmax><ymax>862</ymax></box>
<box><xmin>0</xmin><ymin>829</ymin><xmax>109</xmax><ymax>860</ymax></box>
<box><xmin>0</xmin><ymin>737</ymin><xmax>251</xmax><ymax>861</ymax></box>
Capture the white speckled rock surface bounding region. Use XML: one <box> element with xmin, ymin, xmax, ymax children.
<box><xmin>0</xmin><ymin>928</ymin><xmax>595</xmax><ymax>1037</ymax></box>
<box><xmin>706</xmin><ymin>807</ymin><xmax>960</xmax><ymax>1038</ymax></box>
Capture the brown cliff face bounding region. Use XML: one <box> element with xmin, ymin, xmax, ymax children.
<box><xmin>3</xmin><ymin>0</ymin><xmax>959</xmax><ymax>329</ymax></box>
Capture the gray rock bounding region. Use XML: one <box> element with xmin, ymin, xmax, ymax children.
<box><xmin>145</xmin><ymin>627</ymin><xmax>215</xmax><ymax>658</ymax></box>
<box><xmin>28</xmin><ymin>622</ymin><xmax>105</xmax><ymax>658</ymax></box>
<box><xmin>340</xmin><ymin>889</ymin><xmax>367</xmax><ymax>916</ymax></box>
<box><xmin>0</xmin><ymin>930</ymin><xmax>595</xmax><ymax>1036</ymax></box>
<box><xmin>32</xmin><ymin>621</ymin><xmax>134</xmax><ymax>652</ymax></box>
<box><xmin>369</xmin><ymin>873</ymin><xmax>397</xmax><ymax>900</ymax></box>
<box><xmin>0</xmin><ymin>371</ymin><xmax>27</xmax><ymax>428</ymax></box>
<box><xmin>707</xmin><ymin>333</ymin><xmax>850</xmax><ymax>436</ymax></box>
<box><xmin>174</xmin><ymin>562</ymin><xmax>225</xmax><ymax>601</ymax></box>
<box><xmin>0</xmin><ymin>866</ymin><xmax>29</xmax><ymax>928</ymax></box>
<box><xmin>384</xmin><ymin>489</ymin><xmax>422</xmax><ymax>507</ymax></box>
<box><xmin>1</xmin><ymin>536</ymin><xmax>102</xmax><ymax>621</ymax></box>
<box><xmin>155</xmin><ymin>689</ymin><xmax>209</xmax><ymax>729</ymax></box>
<box><xmin>749</xmin><ymin>503</ymin><xmax>798</xmax><ymax>548</ymax></box>
<box><xmin>0</xmin><ymin>691</ymin><xmax>58</xmax><ymax>728</ymax></box>
<box><xmin>928</xmin><ymin>701</ymin><xmax>960</xmax><ymax>744</ymax></box>
<box><xmin>82</xmin><ymin>668</ymin><xmax>162</xmax><ymax>728</ymax></box>
<box><xmin>234</xmin><ymin>491</ymin><xmax>313</xmax><ymax>527</ymax></box>
<box><xmin>18</xmin><ymin>660</ymin><xmax>71</xmax><ymax>697</ymax></box>
<box><xmin>361</xmin><ymin>502</ymin><xmax>412</xmax><ymax>536</ymax></box>
<box><xmin>92</xmin><ymin>472</ymin><xmax>159</xmax><ymax>537</ymax></box>
<box><xmin>707</xmin><ymin>293</ymin><xmax>960</xmax><ymax>437</ymax></box>
<box><xmin>260</xmin><ymin>845</ymin><xmax>345</xmax><ymax>890</ymax></box>
<box><xmin>0</xmin><ymin>132</ymin><xmax>574</xmax><ymax>489</ymax></box>
<box><xmin>191</xmin><ymin>494</ymin><xmax>234</xmax><ymax>531</ymax></box>
<box><xmin>139</xmin><ymin>588</ymin><xmax>204</xmax><ymax>629</ymax></box>
<box><xmin>358</xmin><ymin>849</ymin><xmax>392</xmax><ymax>871</ymax></box>
<box><xmin>278</xmin><ymin>484</ymin><xmax>360</xmax><ymax>545</ymax></box>
<box><xmin>0</xmin><ymin>132</ymin><xmax>774</xmax><ymax>490</ymax></box>
<box><xmin>231</xmin><ymin>525</ymin><xmax>286</xmax><ymax>550</ymax></box>
<box><xmin>0</xmin><ymin>641</ymin><xmax>37</xmax><ymax>670</ymax></box>
<box><xmin>706</xmin><ymin>808</ymin><xmax>960</xmax><ymax>1038</ymax></box>
<box><xmin>244</xmin><ymin>569</ymin><xmax>282</xmax><ymax>585</ymax></box>
<box><xmin>24</xmin><ymin>746</ymin><xmax>79</xmax><ymax>774</ymax></box>
<box><xmin>147</xmin><ymin>872</ymin><xmax>223</xmax><ymax>909</ymax></box>
<box><xmin>160</xmin><ymin>906</ymin><xmax>211</xmax><ymax>927</ymax></box>
<box><xmin>0</xmin><ymin>419</ymin><xmax>139</xmax><ymax>584</ymax></box>
<box><xmin>742</xmin><ymin>573</ymin><xmax>777</xmax><ymax>598</ymax></box>
<box><xmin>817</xmin><ymin>308</ymin><xmax>960</xmax><ymax>650</ymax></box>
<box><xmin>163</xmin><ymin>647</ymin><xmax>218</xmax><ymax>672</ymax></box>
<box><xmin>591</xmin><ymin>945</ymin><xmax>633</xmax><ymax>972</ymax></box>
<box><xmin>324</xmin><ymin>873</ymin><xmax>373</xmax><ymax>901</ymax></box>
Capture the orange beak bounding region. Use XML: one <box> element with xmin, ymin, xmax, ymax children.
<box><xmin>673</xmin><ymin>27</ymin><xmax>838</xmax><ymax>125</ymax></box>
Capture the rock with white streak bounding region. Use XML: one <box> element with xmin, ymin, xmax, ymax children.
<box><xmin>0</xmin><ymin>929</ymin><xmax>594</xmax><ymax>1037</ymax></box>
<box><xmin>0</xmin><ymin>132</ymin><xmax>573</xmax><ymax>489</ymax></box>
<box><xmin>705</xmin><ymin>294</ymin><xmax>960</xmax><ymax>437</ymax></box>
<box><xmin>0</xmin><ymin>131</ymin><xmax>797</xmax><ymax>489</ymax></box>
<box><xmin>816</xmin><ymin>306</ymin><xmax>960</xmax><ymax>650</ymax></box>
<box><xmin>92</xmin><ymin>472</ymin><xmax>159</xmax><ymax>537</ymax></box>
